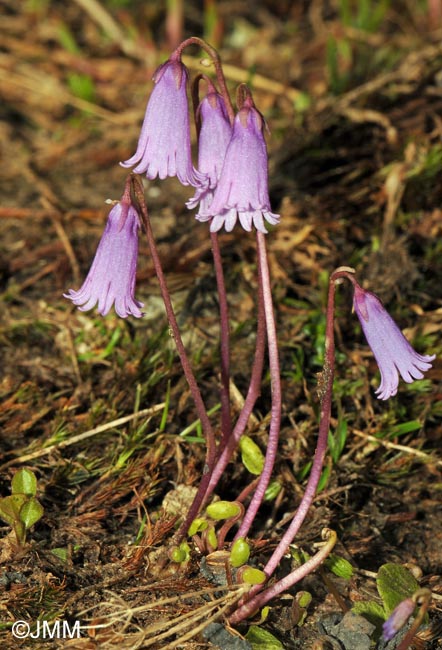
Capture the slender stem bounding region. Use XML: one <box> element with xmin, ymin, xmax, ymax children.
<box><xmin>131</xmin><ymin>176</ymin><xmax>217</xmax><ymax>540</ymax></box>
<box><xmin>199</xmin><ymin>257</ymin><xmax>266</xmax><ymax>508</ymax></box>
<box><xmin>174</xmin><ymin>36</ymin><xmax>235</xmax><ymax>125</ymax></box>
<box><xmin>211</xmin><ymin>231</ymin><xmax>232</xmax><ymax>444</ymax></box>
<box><xmin>229</xmin><ymin>529</ymin><xmax>337</xmax><ymax>624</ymax></box>
<box><xmin>260</xmin><ymin>271</ymin><xmax>339</xmax><ymax>579</ymax></box>
<box><xmin>234</xmin><ymin>231</ymin><xmax>281</xmax><ymax>540</ymax></box>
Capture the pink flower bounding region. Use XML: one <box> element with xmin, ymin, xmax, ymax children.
<box><xmin>353</xmin><ymin>283</ymin><xmax>435</xmax><ymax>399</ymax></box>
<box><xmin>197</xmin><ymin>96</ymin><xmax>279</xmax><ymax>233</ymax></box>
<box><xmin>186</xmin><ymin>90</ymin><xmax>232</xmax><ymax>213</ymax></box>
<box><xmin>121</xmin><ymin>56</ymin><xmax>206</xmax><ymax>188</ymax></box>
<box><xmin>64</xmin><ymin>198</ymin><xmax>144</xmax><ymax>318</ymax></box>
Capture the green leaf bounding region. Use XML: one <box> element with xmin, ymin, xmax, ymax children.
<box><xmin>389</xmin><ymin>420</ymin><xmax>422</xmax><ymax>438</ymax></box>
<box><xmin>0</xmin><ymin>494</ymin><xmax>27</xmax><ymax>526</ymax></box>
<box><xmin>51</xmin><ymin>547</ymin><xmax>69</xmax><ymax>562</ymax></box>
<box><xmin>11</xmin><ymin>468</ymin><xmax>37</xmax><ymax>496</ymax></box>
<box><xmin>264</xmin><ymin>480</ymin><xmax>282</xmax><ymax>502</ymax></box>
<box><xmin>377</xmin><ymin>563</ymin><xmax>420</xmax><ymax>616</ymax></box>
<box><xmin>19</xmin><ymin>497</ymin><xmax>44</xmax><ymax>529</ymax></box>
<box><xmin>316</xmin><ymin>463</ymin><xmax>331</xmax><ymax>492</ymax></box>
<box><xmin>245</xmin><ymin>625</ymin><xmax>284</xmax><ymax>649</ymax></box>
<box><xmin>351</xmin><ymin>601</ymin><xmax>386</xmax><ymax>637</ymax></box>
<box><xmin>328</xmin><ymin>419</ymin><xmax>348</xmax><ymax>463</ymax></box>
<box><xmin>239</xmin><ymin>436</ymin><xmax>264</xmax><ymax>475</ymax></box>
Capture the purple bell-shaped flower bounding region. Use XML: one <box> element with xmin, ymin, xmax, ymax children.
<box><xmin>121</xmin><ymin>55</ymin><xmax>206</xmax><ymax>188</ymax></box>
<box><xmin>64</xmin><ymin>189</ymin><xmax>144</xmax><ymax>319</ymax></box>
<box><xmin>353</xmin><ymin>282</ymin><xmax>435</xmax><ymax>399</ymax></box>
<box><xmin>186</xmin><ymin>88</ymin><xmax>232</xmax><ymax>214</ymax></box>
<box><xmin>197</xmin><ymin>95</ymin><xmax>279</xmax><ymax>233</ymax></box>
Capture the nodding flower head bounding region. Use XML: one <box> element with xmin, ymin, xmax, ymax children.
<box><xmin>352</xmin><ymin>282</ymin><xmax>435</xmax><ymax>400</ymax></box>
<box><xmin>64</xmin><ymin>196</ymin><xmax>144</xmax><ymax>319</ymax></box>
<box><xmin>196</xmin><ymin>95</ymin><xmax>279</xmax><ymax>233</ymax></box>
<box><xmin>186</xmin><ymin>89</ymin><xmax>232</xmax><ymax>215</ymax></box>
<box><xmin>121</xmin><ymin>56</ymin><xmax>207</xmax><ymax>188</ymax></box>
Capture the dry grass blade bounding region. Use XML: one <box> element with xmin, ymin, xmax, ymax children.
<box><xmin>0</xmin><ymin>405</ymin><xmax>165</xmax><ymax>469</ymax></box>
<box><xmin>352</xmin><ymin>429</ymin><xmax>442</xmax><ymax>468</ymax></box>
<box><xmin>77</xmin><ymin>585</ymin><xmax>248</xmax><ymax>649</ymax></box>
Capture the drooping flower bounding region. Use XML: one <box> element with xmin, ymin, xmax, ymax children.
<box><xmin>383</xmin><ymin>597</ymin><xmax>415</xmax><ymax>641</ymax></box>
<box><xmin>353</xmin><ymin>282</ymin><xmax>435</xmax><ymax>400</ymax></box>
<box><xmin>196</xmin><ymin>95</ymin><xmax>279</xmax><ymax>233</ymax></box>
<box><xmin>186</xmin><ymin>89</ymin><xmax>232</xmax><ymax>213</ymax></box>
<box><xmin>64</xmin><ymin>196</ymin><xmax>144</xmax><ymax>318</ymax></box>
<box><xmin>120</xmin><ymin>55</ymin><xmax>206</xmax><ymax>188</ymax></box>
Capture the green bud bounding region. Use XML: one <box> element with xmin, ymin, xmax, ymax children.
<box><xmin>187</xmin><ymin>517</ymin><xmax>208</xmax><ymax>537</ymax></box>
<box><xmin>206</xmin><ymin>526</ymin><xmax>218</xmax><ymax>551</ymax></box>
<box><xmin>296</xmin><ymin>591</ymin><xmax>312</xmax><ymax>608</ymax></box>
<box><xmin>239</xmin><ymin>436</ymin><xmax>264</xmax><ymax>475</ymax></box>
<box><xmin>325</xmin><ymin>554</ymin><xmax>354</xmax><ymax>580</ymax></box>
<box><xmin>206</xmin><ymin>500</ymin><xmax>241</xmax><ymax>521</ymax></box>
<box><xmin>240</xmin><ymin>567</ymin><xmax>267</xmax><ymax>585</ymax></box>
<box><xmin>245</xmin><ymin>625</ymin><xmax>283</xmax><ymax>649</ymax></box>
<box><xmin>170</xmin><ymin>542</ymin><xmax>190</xmax><ymax>563</ymax></box>
<box><xmin>230</xmin><ymin>537</ymin><xmax>250</xmax><ymax>568</ymax></box>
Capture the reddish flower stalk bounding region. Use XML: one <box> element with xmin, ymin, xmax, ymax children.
<box><xmin>199</xmin><ymin>258</ymin><xmax>266</xmax><ymax>508</ymax></box>
<box><xmin>256</xmin><ymin>267</ymin><xmax>348</xmax><ymax>580</ymax></box>
<box><xmin>211</xmin><ymin>230</ymin><xmax>232</xmax><ymax>444</ymax></box>
<box><xmin>174</xmin><ymin>36</ymin><xmax>235</xmax><ymax>125</ymax></box>
<box><xmin>229</xmin><ymin>529</ymin><xmax>337</xmax><ymax>624</ymax></box>
<box><xmin>234</xmin><ymin>231</ymin><xmax>282</xmax><ymax>540</ymax></box>
<box><xmin>131</xmin><ymin>176</ymin><xmax>217</xmax><ymax>542</ymax></box>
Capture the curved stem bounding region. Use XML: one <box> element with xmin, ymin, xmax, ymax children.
<box><xmin>174</xmin><ymin>36</ymin><xmax>235</xmax><ymax>125</ymax></box>
<box><xmin>216</xmin><ymin>501</ymin><xmax>245</xmax><ymax>548</ymax></box>
<box><xmin>234</xmin><ymin>231</ymin><xmax>281</xmax><ymax>540</ymax></box>
<box><xmin>229</xmin><ymin>529</ymin><xmax>337</xmax><ymax>624</ymax></box>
